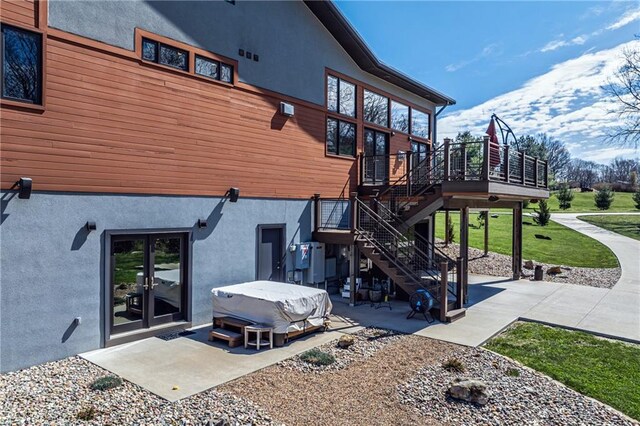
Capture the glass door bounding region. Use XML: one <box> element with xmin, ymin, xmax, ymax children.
<box><xmin>110</xmin><ymin>233</ymin><xmax>187</xmax><ymax>335</ymax></box>
<box><xmin>411</xmin><ymin>140</ymin><xmax>430</xmax><ymax>186</ymax></box>
<box><xmin>364</xmin><ymin>128</ymin><xmax>389</xmax><ymax>185</ymax></box>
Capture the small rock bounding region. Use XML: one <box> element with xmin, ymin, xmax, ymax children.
<box><xmin>447</xmin><ymin>379</ymin><xmax>491</xmax><ymax>405</ymax></box>
<box><xmin>523</xmin><ymin>260</ymin><xmax>535</xmax><ymax>269</ymax></box>
<box><xmin>547</xmin><ymin>266</ymin><xmax>562</xmax><ymax>275</ymax></box>
<box><xmin>337</xmin><ymin>334</ymin><xmax>355</xmax><ymax>349</ymax></box>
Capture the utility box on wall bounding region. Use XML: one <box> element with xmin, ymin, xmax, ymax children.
<box><xmin>305</xmin><ymin>242</ymin><xmax>325</xmax><ymax>285</ymax></box>
<box><xmin>294</xmin><ymin>243</ymin><xmax>311</xmax><ymax>269</ymax></box>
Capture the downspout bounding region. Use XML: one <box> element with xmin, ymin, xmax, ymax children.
<box><xmin>434</xmin><ymin>104</ymin><xmax>449</xmax><ymax>147</ymax></box>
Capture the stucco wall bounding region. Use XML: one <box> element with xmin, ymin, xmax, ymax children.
<box><xmin>48</xmin><ymin>0</ymin><xmax>436</xmax><ymax>112</ymax></box>
<box><xmin>0</xmin><ymin>191</ymin><xmax>311</xmax><ymax>372</ymax></box>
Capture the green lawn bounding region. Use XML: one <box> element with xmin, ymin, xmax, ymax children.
<box><xmin>526</xmin><ymin>191</ymin><xmax>638</xmax><ymax>213</ymax></box>
<box><xmin>435</xmin><ymin>212</ymin><xmax>619</xmax><ymax>268</ymax></box>
<box><xmin>485</xmin><ymin>322</ymin><xmax>640</xmax><ymax>421</ymax></box>
<box><xmin>578</xmin><ymin>215</ymin><xmax>640</xmax><ymax>241</ymax></box>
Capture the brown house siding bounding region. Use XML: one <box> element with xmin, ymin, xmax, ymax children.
<box><xmin>1</xmin><ymin>28</ymin><xmax>356</xmax><ymax>199</ymax></box>
<box><xmin>0</xmin><ymin>0</ymin><xmax>37</xmax><ymax>28</ymax></box>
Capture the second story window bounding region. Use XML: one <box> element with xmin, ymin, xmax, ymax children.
<box><xmin>390</xmin><ymin>101</ymin><xmax>409</xmax><ymax>133</ymax></box>
<box><xmin>411</xmin><ymin>109</ymin><xmax>430</xmax><ymax>139</ymax></box>
<box><xmin>363</xmin><ymin>89</ymin><xmax>388</xmax><ymax>127</ymax></box>
<box><xmin>142</xmin><ymin>38</ymin><xmax>188</xmax><ymax>71</ymax></box>
<box><xmin>1</xmin><ymin>24</ymin><xmax>42</xmax><ymax>104</ymax></box>
<box><xmin>195</xmin><ymin>55</ymin><xmax>234</xmax><ymax>83</ymax></box>
<box><xmin>327</xmin><ymin>118</ymin><xmax>356</xmax><ymax>157</ymax></box>
<box><xmin>327</xmin><ymin>75</ymin><xmax>356</xmax><ymax>118</ymax></box>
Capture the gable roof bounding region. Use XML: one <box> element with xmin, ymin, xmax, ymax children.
<box><xmin>304</xmin><ymin>0</ymin><xmax>456</xmax><ymax>106</ymax></box>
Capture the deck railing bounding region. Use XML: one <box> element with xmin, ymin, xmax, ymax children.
<box><xmin>360</xmin><ymin>137</ymin><xmax>548</xmax><ymax>189</ymax></box>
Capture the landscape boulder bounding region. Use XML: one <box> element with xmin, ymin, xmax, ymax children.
<box><xmin>523</xmin><ymin>260</ymin><xmax>535</xmax><ymax>270</ymax></box>
<box><xmin>447</xmin><ymin>379</ymin><xmax>491</xmax><ymax>405</ymax></box>
<box><xmin>337</xmin><ymin>334</ymin><xmax>355</xmax><ymax>349</ymax></box>
<box><xmin>547</xmin><ymin>266</ymin><xmax>562</xmax><ymax>275</ymax></box>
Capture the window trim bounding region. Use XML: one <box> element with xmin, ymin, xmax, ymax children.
<box><xmin>135</xmin><ymin>28</ymin><xmax>238</xmax><ymax>87</ymax></box>
<box><xmin>0</xmin><ymin>22</ymin><xmax>45</xmax><ymax>110</ymax></box>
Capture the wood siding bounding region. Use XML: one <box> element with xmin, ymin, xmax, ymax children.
<box><xmin>0</xmin><ymin>0</ymin><xmax>37</xmax><ymax>28</ymax></box>
<box><xmin>1</xmin><ymin>30</ymin><xmax>357</xmax><ymax>199</ymax></box>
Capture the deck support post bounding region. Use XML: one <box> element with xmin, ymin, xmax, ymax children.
<box><xmin>459</xmin><ymin>206</ymin><xmax>469</xmax><ymax>303</ymax></box>
<box><xmin>483</xmin><ymin>136</ymin><xmax>491</xmax><ymax>180</ymax></box>
<box><xmin>444</xmin><ymin>210</ymin><xmax>450</xmax><ymax>246</ymax></box>
<box><xmin>443</xmin><ymin>138</ymin><xmax>451</xmax><ymax>181</ymax></box>
<box><xmin>455</xmin><ymin>257</ymin><xmax>464</xmax><ymax>309</ymax></box>
<box><xmin>313</xmin><ymin>193</ymin><xmax>321</xmax><ymax>232</ymax></box>
<box><xmin>504</xmin><ymin>145</ymin><xmax>510</xmax><ymax>183</ymax></box>
<box><xmin>460</xmin><ymin>143</ymin><xmax>467</xmax><ymax>181</ymax></box>
<box><xmin>439</xmin><ymin>261</ymin><xmax>448</xmax><ymax>322</ymax></box>
<box><xmin>534</xmin><ymin>158</ymin><xmax>539</xmax><ymax>188</ymax></box>
<box><xmin>484</xmin><ymin>210</ymin><xmax>489</xmax><ymax>256</ymax></box>
<box><xmin>512</xmin><ymin>202</ymin><xmax>523</xmax><ymax>280</ymax></box>
<box><xmin>349</xmin><ymin>244</ymin><xmax>358</xmax><ymax>307</ymax></box>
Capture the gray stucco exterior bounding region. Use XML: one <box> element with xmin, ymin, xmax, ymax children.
<box><xmin>0</xmin><ymin>191</ymin><xmax>311</xmax><ymax>372</ymax></box>
<box><xmin>48</xmin><ymin>0</ymin><xmax>437</xmax><ymax>113</ymax></box>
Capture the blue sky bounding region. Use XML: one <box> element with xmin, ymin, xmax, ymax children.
<box><xmin>335</xmin><ymin>1</ymin><xmax>640</xmax><ymax>163</ymax></box>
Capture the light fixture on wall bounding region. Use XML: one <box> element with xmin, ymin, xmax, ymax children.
<box><xmin>226</xmin><ymin>187</ymin><xmax>240</xmax><ymax>203</ymax></box>
<box><xmin>280</xmin><ymin>102</ymin><xmax>295</xmax><ymax>117</ymax></box>
<box><xmin>17</xmin><ymin>177</ymin><xmax>32</xmax><ymax>199</ymax></box>
<box><xmin>85</xmin><ymin>221</ymin><xmax>97</xmax><ymax>232</ymax></box>
<box><xmin>397</xmin><ymin>150</ymin><xmax>406</xmax><ymax>160</ymax></box>
<box><xmin>197</xmin><ymin>219</ymin><xmax>208</xmax><ymax>228</ymax></box>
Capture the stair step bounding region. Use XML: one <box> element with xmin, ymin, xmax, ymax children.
<box><xmin>445</xmin><ymin>308</ymin><xmax>467</xmax><ymax>322</ymax></box>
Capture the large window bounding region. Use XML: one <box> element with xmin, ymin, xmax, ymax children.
<box><xmin>363</xmin><ymin>89</ymin><xmax>388</xmax><ymax>127</ymax></box>
<box><xmin>411</xmin><ymin>109</ymin><xmax>430</xmax><ymax>139</ymax></box>
<box><xmin>390</xmin><ymin>101</ymin><xmax>409</xmax><ymax>133</ymax></box>
<box><xmin>327</xmin><ymin>75</ymin><xmax>356</xmax><ymax>118</ymax></box>
<box><xmin>327</xmin><ymin>118</ymin><xmax>356</xmax><ymax>157</ymax></box>
<box><xmin>1</xmin><ymin>24</ymin><xmax>42</xmax><ymax>104</ymax></box>
<box><xmin>142</xmin><ymin>38</ymin><xmax>188</xmax><ymax>71</ymax></box>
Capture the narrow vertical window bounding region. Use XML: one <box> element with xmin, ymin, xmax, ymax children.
<box><xmin>326</xmin><ymin>118</ymin><xmax>338</xmax><ymax>155</ymax></box>
<box><xmin>327</xmin><ymin>75</ymin><xmax>338</xmax><ymax>112</ymax></box>
<box><xmin>339</xmin><ymin>79</ymin><xmax>356</xmax><ymax>117</ymax></box>
<box><xmin>220</xmin><ymin>63</ymin><xmax>233</xmax><ymax>83</ymax></box>
<box><xmin>1</xmin><ymin>24</ymin><xmax>42</xmax><ymax>104</ymax></box>
<box><xmin>390</xmin><ymin>101</ymin><xmax>409</xmax><ymax>133</ymax></box>
<box><xmin>142</xmin><ymin>38</ymin><xmax>158</xmax><ymax>62</ymax></box>
<box><xmin>411</xmin><ymin>109</ymin><xmax>430</xmax><ymax>139</ymax></box>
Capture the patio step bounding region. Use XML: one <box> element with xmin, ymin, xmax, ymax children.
<box><xmin>208</xmin><ymin>328</ymin><xmax>243</xmax><ymax>347</ymax></box>
<box><xmin>445</xmin><ymin>308</ymin><xmax>467</xmax><ymax>323</ymax></box>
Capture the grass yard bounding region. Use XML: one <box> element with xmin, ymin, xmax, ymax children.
<box><xmin>435</xmin><ymin>212</ymin><xmax>618</xmax><ymax>268</ymax></box>
<box><xmin>485</xmin><ymin>322</ymin><xmax>640</xmax><ymax>421</ymax></box>
<box><xmin>525</xmin><ymin>191</ymin><xmax>637</xmax><ymax>213</ymax></box>
<box><xmin>578</xmin><ymin>215</ymin><xmax>640</xmax><ymax>241</ymax></box>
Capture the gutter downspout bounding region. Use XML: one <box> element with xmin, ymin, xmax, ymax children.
<box><xmin>434</xmin><ymin>104</ymin><xmax>449</xmax><ymax>147</ymax></box>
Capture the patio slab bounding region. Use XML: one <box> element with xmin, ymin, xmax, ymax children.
<box><xmin>81</xmin><ymin>326</ymin><xmax>345</xmax><ymax>401</ymax></box>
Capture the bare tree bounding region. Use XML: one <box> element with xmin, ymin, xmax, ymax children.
<box><xmin>604</xmin><ymin>39</ymin><xmax>640</xmax><ymax>148</ymax></box>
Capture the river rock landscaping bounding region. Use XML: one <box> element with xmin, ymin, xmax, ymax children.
<box><xmin>397</xmin><ymin>346</ymin><xmax>637</xmax><ymax>426</ymax></box>
<box><xmin>438</xmin><ymin>241</ymin><xmax>621</xmax><ymax>288</ymax></box>
<box><xmin>0</xmin><ymin>356</ymin><xmax>277</xmax><ymax>425</ymax></box>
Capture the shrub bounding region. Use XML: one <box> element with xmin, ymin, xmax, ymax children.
<box><xmin>442</xmin><ymin>357</ymin><xmax>466</xmax><ymax>373</ymax></box>
<box><xmin>90</xmin><ymin>375</ymin><xmax>123</xmax><ymax>391</ymax></box>
<box><xmin>77</xmin><ymin>406</ymin><xmax>97</xmax><ymax>421</ymax></box>
<box><xmin>446</xmin><ymin>219</ymin><xmax>455</xmax><ymax>243</ymax></box>
<box><xmin>630</xmin><ymin>171</ymin><xmax>638</xmax><ymax>190</ymax></box>
<box><xmin>506</xmin><ymin>367</ymin><xmax>521</xmax><ymax>377</ymax></box>
<box><xmin>634</xmin><ymin>188</ymin><xmax>640</xmax><ymax>210</ymax></box>
<box><xmin>556</xmin><ymin>185</ymin><xmax>574</xmax><ymax>210</ymax></box>
<box><xmin>477</xmin><ymin>211</ymin><xmax>486</xmax><ymax>228</ymax></box>
<box><xmin>300</xmin><ymin>348</ymin><xmax>336</xmax><ymax>366</ymax></box>
<box><xmin>594</xmin><ymin>187</ymin><xmax>614</xmax><ymax>210</ymax></box>
<box><xmin>533</xmin><ymin>199</ymin><xmax>551</xmax><ymax>227</ymax></box>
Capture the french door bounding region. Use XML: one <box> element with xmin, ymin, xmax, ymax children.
<box><xmin>411</xmin><ymin>140</ymin><xmax>430</xmax><ymax>186</ymax></box>
<box><xmin>364</xmin><ymin>128</ymin><xmax>389</xmax><ymax>185</ymax></box>
<box><xmin>110</xmin><ymin>233</ymin><xmax>188</xmax><ymax>334</ymax></box>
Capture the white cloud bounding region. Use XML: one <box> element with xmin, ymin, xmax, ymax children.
<box><xmin>540</xmin><ymin>35</ymin><xmax>588</xmax><ymax>53</ymax></box>
<box><xmin>439</xmin><ymin>40</ymin><xmax>640</xmax><ymax>164</ymax></box>
<box><xmin>606</xmin><ymin>8</ymin><xmax>640</xmax><ymax>31</ymax></box>
<box><xmin>446</xmin><ymin>43</ymin><xmax>500</xmax><ymax>72</ymax></box>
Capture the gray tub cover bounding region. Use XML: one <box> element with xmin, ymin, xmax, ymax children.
<box><xmin>211</xmin><ymin>281</ymin><xmax>333</xmax><ymax>334</ymax></box>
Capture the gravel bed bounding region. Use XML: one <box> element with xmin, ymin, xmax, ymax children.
<box><xmin>437</xmin><ymin>241</ymin><xmax>621</xmax><ymax>288</ymax></box>
<box><xmin>0</xmin><ymin>356</ymin><xmax>278</xmax><ymax>425</ymax></box>
<box><xmin>398</xmin><ymin>347</ymin><xmax>636</xmax><ymax>426</ymax></box>
<box><xmin>277</xmin><ymin>327</ymin><xmax>403</xmax><ymax>373</ymax></box>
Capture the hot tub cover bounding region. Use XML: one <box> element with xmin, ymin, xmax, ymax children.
<box><xmin>211</xmin><ymin>281</ymin><xmax>332</xmax><ymax>334</ymax></box>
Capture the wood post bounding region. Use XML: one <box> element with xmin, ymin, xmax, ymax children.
<box><xmin>407</xmin><ymin>150</ymin><xmax>413</xmax><ymax>195</ymax></box>
<box><xmin>440</xmin><ymin>261</ymin><xmax>448</xmax><ymax>322</ymax></box>
<box><xmin>534</xmin><ymin>158</ymin><xmax>539</xmax><ymax>188</ymax></box>
<box><xmin>504</xmin><ymin>145</ymin><xmax>510</xmax><ymax>183</ymax></box>
<box><xmin>520</xmin><ymin>151</ymin><xmax>526</xmax><ymax>184</ymax></box>
<box><xmin>483</xmin><ymin>136</ymin><xmax>491</xmax><ymax>180</ymax></box>
<box><xmin>544</xmin><ymin>161</ymin><xmax>549</xmax><ymax>188</ymax></box>
<box><xmin>444</xmin><ymin>210</ymin><xmax>450</xmax><ymax>246</ymax></box>
<box><xmin>349</xmin><ymin>244</ymin><xmax>358</xmax><ymax>307</ymax></box>
<box><xmin>443</xmin><ymin>138</ymin><xmax>451</xmax><ymax>181</ymax></box>
<box><xmin>484</xmin><ymin>210</ymin><xmax>489</xmax><ymax>256</ymax></box>
<box><xmin>512</xmin><ymin>202</ymin><xmax>523</xmax><ymax>280</ymax></box>
<box><xmin>349</xmin><ymin>192</ymin><xmax>358</xmax><ymax>232</ymax></box>
<box><xmin>313</xmin><ymin>193</ymin><xmax>320</xmax><ymax>232</ymax></box>
<box><xmin>460</xmin><ymin>206</ymin><xmax>469</xmax><ymax>303</ymax></box>
<box><xmin>460</xmin><ymin>143</ymin><xmax>467</xmax><ymax>181</ymax></box>
<box><xmin>456</xmin><ymin>257</ymin><xmax>464</xmax><ymax>309</ymax></box>
<box><xmin>358</xmin><ymin>153</ymin><xmax>364</xmax><ymax>186</ymax></box>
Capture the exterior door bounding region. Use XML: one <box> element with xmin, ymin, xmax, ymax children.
<box><xmin>110</xmin><ymin>233</ymin><xmax>187</xmax><ymax>334</ymax></box>
<box><xmin>411</xmin><ymin>140</ymin><xmax>430</xmax><ymax>186</ymax></box>
<box><xmin>364</xmin><ymin>128</ymin><xmax>389</xmax><ymax>184</ymax></box>
<box><xmin>258</xmin><ymin>226</ymin><xmax>284</xmax><ymax>281</ymax></box>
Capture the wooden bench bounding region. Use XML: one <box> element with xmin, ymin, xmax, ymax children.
<box><xmin>208</xmin><ymin>328</ymin><xmax>243</xmax><ymax>347</ymax></box>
